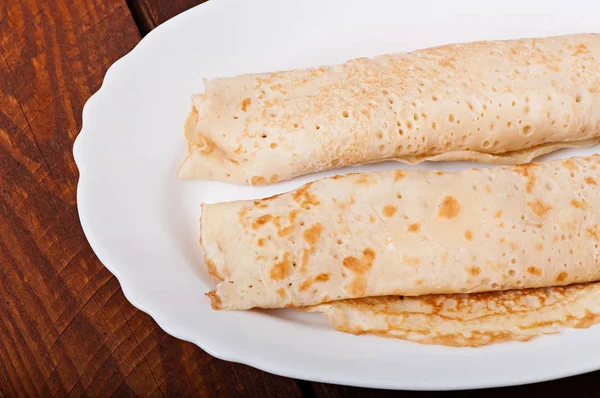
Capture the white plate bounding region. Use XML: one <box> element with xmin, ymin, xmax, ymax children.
<box><xmin>74</xmin><ymin>0</ymin><xmax>600</xmax><ymax>390</ymax></box>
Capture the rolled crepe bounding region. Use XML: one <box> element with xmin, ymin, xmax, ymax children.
<box><xmin>303</xmin><ymin>283</ymin><xmax>600</xmax><ymax>347</ymax></box>
<box><xmin>202</xmin><ymin>155</ymin><xmax>600</xmax><ymax>310</ymax></box>
<box><xmin>180</xmin><ymin>34</ymin><xmax>600</xmax><ymax>185</ymax></box>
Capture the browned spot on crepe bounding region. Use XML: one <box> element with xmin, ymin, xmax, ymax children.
<box><xmin>527</xmin><ymin>266</ymin><xmax>542</xmax><ymax>276</ymax></box>
<box><xmin>587</xmin><ymin>225</ymin><xmax>600</xmax><ymax>240</ymax></box>
<box><xmin>251</xmin><ymin>176</ymin><xmax>267</xmax><ymax>185</ymax></box>
<box><xmin>571</xmin><ymin>199</ymin><xmax>585</xmax><ymax>208</ymax></box>
<box><xmin>233</xmin><ymin>144</ymin><xmax>244</xmax><ymax>155</ymax></box>
<box><xmin>394</xmin><ymin>170</ymin><xmax>405</xmax><ymax>182</ymax></box>
<box><xmin>515</xmin><ymin>164</ymin><xmax>537</xmax><ymax>193</ymax></box>
<box><xmin>494</xmin><ymin>210</ymin><xmax>503</xmax><ymax>218</ymax></box>
<box><xmin>439</xmin><ymin>56</ymin><xmax>457</xmax><ymax>67</ymax></box>
<box><xmin>300</xmin><ymin>223</ymin><xmax>324</xmax><ymax>272</ymax></box>
<box><xmin>253</xmin><ymin>200</ymin><xmax>269</xmax><ymax>209</ymax></box>
<box><xmin>292</xmin><ymin>183</ymin><xmax>320</xmax><ymax>209</ymax></box>
<box><xmin>586</xmin><ymin>176</ymin><xmax>597</xmax><ymax>185</ymax></box>
<box><xmin>315</xmin><ymin>273</ymin><xmax>330</xmax><ymax>283</ymax></box>
<box><xmin>464</xmin><ymin>230</ymin><xmax>473</xmax><ymax>241</ymax></box>
<box><xmin>438</xmin><ymin>195</ymin><xmax>461</xmax><ymax>220</ymax></box>
<box><xmin>527</xmin><ymin>199</ymin><xmax>552</xmax><ymax>217</ymax></box>
<box><xmin>252</xmin><ymin>214</ymin><xmax>272</xmax><ymax>229</ymax></box>
<box><xmin>343</xmin><ymin>249</ymin><xmax>376</xmax><ymax>296</ymax></box>
<box><xmin>303</xmin><ymin>223</ymin><xmax>323</xmax><ymax>247</ymax></box>
<box><xmin>237</xmin><ymin>207</ymin><xmax>249</xmax><ymax>228</ymax></box>
<box><xmin>383</xmin><ymin>205</ymin><xmax>397</xmax><ymax>217</ymax></box>
<box><xmin>403</xmin><ymin>255</ymin><xmax>420</xmax><ymax>266</ymax></box>
<box><xmin>277</xmin><ymin>288</ymin><xmax>286</xmax><ymax>298</ymax></box>
<box><xmin>299</xmin><ymin>273</ymin><xmax>330</xmax><ymax>292</ymax></box>
<box><xmin>298</xmin><ymin>279</ymin><xmax>312</xmax><ymax>292</ymax></box>
<box><xmin>301</xmin><ymin>250</ymin><xmax>311</xmax><ymax>272</ymax></box>
<box><xmin>407</xmin><ymin>222</ymin><xmax>420</xmax><ymax>232</ymax></box>
<box><xmin>563</xmin><ymin>159</ymin><xmax>578</xmax><ymax>172</ymax></box>
<box><xmin>270</xmin><ymin>142</ymin><xmax>278</xmax><ymax>149</ymax></box>
<box><xmin>356</xmin><ymin>174</ymin><xmax>373</xmax><ymax>184</ymax></box>
<box><xmin>535</xmin><ymin>243</ymin><xmax>544</xmax><ymax>251</ymax></box>
<box><xmin>556</xmin><ymin>272</ymin><xmax>568</xmax><ymax>282</ymax></box>
<box><xmin>241</xmin><ymin>97</ymin><xmax>252</xmax><ymax>111</ymax></box>
<box><xmin>270</xmin><ymin>252</ymin><xmax>292</xmax><ymax>281</ymax></box>
<box><xmin>258</xmin><ymin>238</ymin><xmax>265</xmax><ymax>247</ymax></box>
<box><xmin>343</xmin><ymin>249</ymin><xmax>375</xmax><ymax>273</ymax></box>
<box><xmin>276</xmin><ymin>209</ymin><xmax>301</xmax><ymax>237</ymax></box>
<box><xmin>572</xmin><ymin>43</ymin><xmax>589</xmax><ymax>56</ymax></box>
<box><xmin>467</xmin><ymin>266</ymin><xmax>481</xmax><ymax>276</ymax></box>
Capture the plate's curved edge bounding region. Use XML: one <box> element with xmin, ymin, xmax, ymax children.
<box><xmin>71</xmin><ymin>0</ymin><xmax>247</xmax><ymax>375</ymax></box>
<box><xmin>72</xmin><ymin>0</ymin><xmax>600</xmax><ymax>390</ymax></box>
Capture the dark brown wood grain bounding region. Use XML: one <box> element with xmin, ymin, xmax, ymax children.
<box><xmin>0</xmin><ymin>0</ymin><xmax>301</xmax><ymax>396</ymax></box>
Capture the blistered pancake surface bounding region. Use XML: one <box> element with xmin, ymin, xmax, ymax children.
<box><xmin>181</xmin><ymin>34</ymin><xmax>600</xmax><ymax>185</ymax></box>
<box><xmin>202</xmin><ymin>155</ymin><xmax>600</xmax><ymax>310</ymax></box>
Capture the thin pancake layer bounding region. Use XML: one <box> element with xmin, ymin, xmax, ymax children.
<box><xmin>202</xmin><ymin>155</ymin><xmax>600</xmax><ymax>310</ymax></box>
<box><xmin>180</xmin><ymin>34</ymin><xmax>600</xmax><ymax>185</ymax></box>
<box><xmin>303</xmin><ymin>283</ymin><xmax>600</xmax><ymax>347</ymax></box>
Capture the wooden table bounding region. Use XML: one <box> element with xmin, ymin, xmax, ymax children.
<box><xmin>1</xmin><ymin>0</ymin><xmax>600</xmax><ymax>396</ymax></box>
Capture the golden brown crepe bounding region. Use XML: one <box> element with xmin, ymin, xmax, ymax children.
<box><xmin>180</xmin><ymin>34</ymin><xmax>600</xmax><ymax>185</ymax></box>
<box><xmin>201</xmin><ymin>155</ymin><xmax>600</xmax><ymax>310</ymax></box>
<box><xmin>303</xmin><ymin>283</ymin><xmax>600</xmax><ymax>347</ymax></box>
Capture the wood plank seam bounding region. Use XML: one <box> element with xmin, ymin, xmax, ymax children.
<box><xmin>124</xmin><ymin>0</ymin><xmax>155</xmax><ymax>36</ymax></box>
<box><xmin>120</xmin><ymin>308</ymin><xmax>166</xmax><ymax>397</ymax></box>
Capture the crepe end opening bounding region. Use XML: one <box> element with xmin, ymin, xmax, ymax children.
<box><xmin>178</xmin><ymin>105</ymin><xmax>220</xmax><ymax>179</ymax></box>
<box><xmin>178</xmin><ymin>101</ymin><xmax>256</xmax><ymax>184</ymax></box>
<box><xmin>177</xmin><ymin>134</ymin><xmax>245</xmax><ymax>183</ymax></box>
<box><xmin>206</xmin><ymin>290</ymin><xmax>224</xmax><ymax>310</ymax></box>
